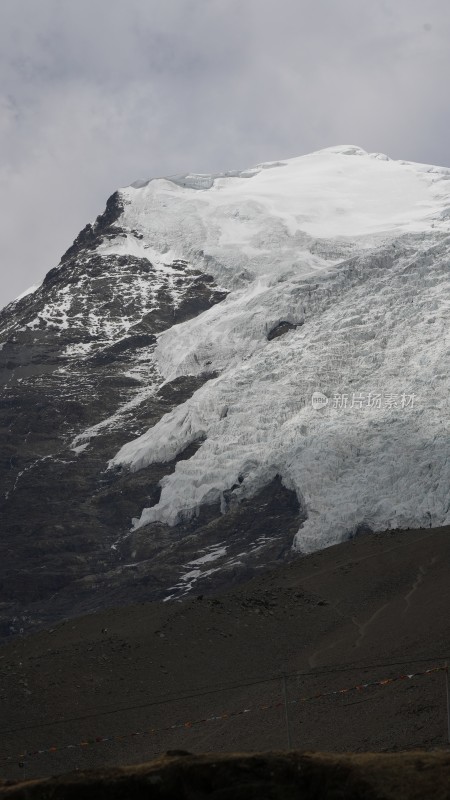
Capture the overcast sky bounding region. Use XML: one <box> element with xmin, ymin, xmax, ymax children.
<box><xmin>1</xmin><ymin>0</ymin><xmax>450</xmax><ymax>306</ymax></box>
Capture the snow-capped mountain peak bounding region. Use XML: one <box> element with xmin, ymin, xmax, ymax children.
<box><xmin>1</xmin><ymin>145</ymin><xmax>449</xmax><ymax>634</ymax></box>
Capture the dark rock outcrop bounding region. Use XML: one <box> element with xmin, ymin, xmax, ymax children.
<box><xmin>58</xmin><ymin>190</ymin><xmax>125</xmax><ymax>266</ymax></box>
<box><xmin>267</xmin><ymin>321</ymin><xmax>303</xmax><ymax>340</ymax></box>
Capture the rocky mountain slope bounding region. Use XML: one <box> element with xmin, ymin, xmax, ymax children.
<box><xmin>0</xmin><ymin>145</ymin><xmax>449</xmax><ymax>636</ymax></box>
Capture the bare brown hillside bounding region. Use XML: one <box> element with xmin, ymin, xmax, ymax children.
<box><xmin>1</xmin><ymin>751</ymin><xmax>450</xmax><ymax>800</ymax></box>
<box><xmin>0</xmin><ymin>525</ymin><xmax>449</xmax><ymax>782</ymax></box>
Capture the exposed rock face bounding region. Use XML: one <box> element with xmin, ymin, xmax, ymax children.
<box><xmin>267</xmin><ymin>320</ymin><xmax>302</xmax><ymax>340</ymax></box>
<box><xmin>0</xmin><ymin>194</ymin><xmax>302</xmax><ymax>638</ymax></box>
<box><xmin>1</xmin><ymin>751</ymin><xmax>450</xmax><ymax>799</ymax></box>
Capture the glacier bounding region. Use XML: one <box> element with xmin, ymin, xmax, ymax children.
<box><xmin>108</xmin><ymin>145</ymin><xmax>450</xmax><ymax>553</ymax></box>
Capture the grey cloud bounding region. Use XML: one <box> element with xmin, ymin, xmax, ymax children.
<box><xmin>1</xmin><ymin>0</ymin><xmax>450</xmax><ymax>304</ymax></box>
